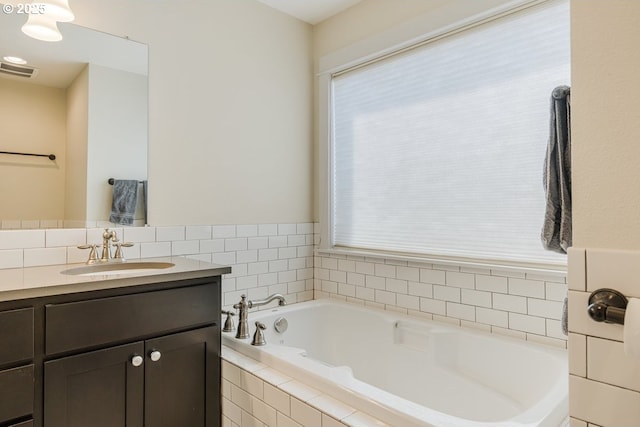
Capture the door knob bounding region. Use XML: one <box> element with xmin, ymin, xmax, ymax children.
<box><xmin>149</xmin><ymin>350</ymin><xmax>161</xmax><ymax>362</ymax></box>
<box><xmin>131</xmin><ymin>355</ymin><xmax>143</xmax><ymax>367</ymax></box>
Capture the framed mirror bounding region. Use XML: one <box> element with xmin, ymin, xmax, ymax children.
<box><xmin>0</xmin><ymin>12</ymin><xmax>148</xmax><ymax>229</ymax></box>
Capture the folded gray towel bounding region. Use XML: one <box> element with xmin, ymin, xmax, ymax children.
<box><xmin>109</xmin><ymin>179</ymin><xmax>139</xmax><ymax>225</ymax></box>
<box><xmin>561</xmin><ymin>296</ymin><xmax>568</xmax><ymax>336</ymax></box>
<box><xmin>542</xmin><ymin>85</ymin><xmax>572</xmax><ymax>254</ymax></box>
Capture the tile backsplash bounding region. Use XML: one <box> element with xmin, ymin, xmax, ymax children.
<box><xmin>0</xmin><ymin>222</ymin><xmax>567</xmax><ymax>346</ymax></box>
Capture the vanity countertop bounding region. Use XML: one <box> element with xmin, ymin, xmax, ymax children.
<box><xmin>0</xmin><ymin>257</ymin><xmax>231</xmax><ymax>302</ymax></box>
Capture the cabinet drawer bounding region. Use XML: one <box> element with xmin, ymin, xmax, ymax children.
<box><xmin>0</xmin><ymin>365</ymin><xmax>34</xmax><ymax>423</ymax></box>
<box><xmin>0</xmin><ymin>308</ymin><xmax>34</xmax><ymax>367</ymax></box>
<box><xmin>46</xmin><ymin>284</ymin><xmax>219</xmax><ymax>355</ymax></box>
<box><xmin>9</xmin><ymin>421</ymin><xmax>33</xmax><ymax>427</ymax></box>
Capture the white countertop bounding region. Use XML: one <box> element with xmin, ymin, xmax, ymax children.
<box><xmin>0</xmin><ymin>257</ymin><xmax>231</xmax><ymax>302</ymax></box>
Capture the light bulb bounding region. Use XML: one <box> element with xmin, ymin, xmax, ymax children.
<box><xmin>42</xmin><ymin>0</ymin><xmax>74</xmax><ymax>22</ymax></box>
<box><xmin>22</xmin><ymin>13</ymin><xmax>63</xmax><ymax>42</ymax></box>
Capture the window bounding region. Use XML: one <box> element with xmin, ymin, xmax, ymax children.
<box><xmin>330</xmin><ymin>0</ymin><xmax>570</xmax><ymax>266</ymax></box>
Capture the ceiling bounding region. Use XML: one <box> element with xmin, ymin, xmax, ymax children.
<box><xmin>256</xmin><ymin>0</ymin><xmax>363</xmax><ymax>24</ymax></box>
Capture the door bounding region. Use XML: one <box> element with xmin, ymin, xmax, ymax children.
<box><xmin>44</xmin><ymin>342</ymin><xmax>144</xmax><ymax>427</ymax></box>
<box><xmin>144</xmin><ymin>327</ymin><xmax>220</xmax><ymax>427</ymax></box>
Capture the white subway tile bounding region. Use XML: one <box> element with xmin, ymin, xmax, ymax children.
<box><xmin>237</xmin><ymin>225</ymin><xmax>258</xmax><ymax>238</ymax></box>
<box><xmin>172</xmin><ymin>240</ymin><xmax>199</xmax><ymax>256</ymax></box>
<box><xmin>528</xmin><ymin>298</ymin><xmax>563</xmax><ymax>319</ymax></box>
<box><xmin>433</xmin><ymin>285</ymin><xmax>460</xmax><ymax>303</ymax></box>
<box><xmin>277</xmin><ymin>412</ymin><xmax>303</xmax><ymax>427</ymax></box>
<box><xmin>185</xmin><ymin>225</ymin><xmax>212</xmax><ymax>240</ymax></box>
<box><xmin>420</xmin><ymin>298</ymin><xmax>446</xmax><ymax>316</ymax></box>
<box><xmin>156</xmin><ymin>226</ymin><xmax>185</xmax><ymax>241</ymax></box>
<box><xmin>222</xmin><ymin>398</ymin><xmax>242</xmax><ymax>426</ymax></box>
<box><xmin>446</xmin><ymin>302</ymin><xmax>475</xmax><ymax>321</ymax></box>
<box><xmin>289</xmin><ymin>257</ymin><xmax>306</xmax><ymax>270</ymax></box>
<box><xmin>568</xmin><ymin>290</ymin><xmax>622</xmax><ymax>341</ymax></box>
<box><xmin>264</xmin><ymin>382</ymin><xmax>290</xmax><ymax>416</ymax></box>
<box><xmin>288</xmin><ymin>281</ymin><xmax>306</xmax><ymax>294</ymax></box>
<box><xmin>396</xmin><ymin>266</ymin><xmax>419</xmax><ymax>282</ymax></box>
<box><xmin>248</xmin><ymin>237</ymin><xmax>269</xmax><ymax>250</ymax></box>
<box><xmin>237</xmin><ymin>250</ymin><xmax>258</xmax><ymax>264</ymax></box>
<box><xmin>269</xmin><ymin>260</ymin><xmax>288</xmax><ymax>273</ymax></box>
<box><xmin>279</xmin><ymin>247</ymin><xmax>298</xmax><ymax>259</ymax></box>
<box><xmin>337</xmin><ymin>259</ymin><xmax>356</xmax><ymax>273</ymax></box>
<box><xmin>225</xmin><ymin>238</ymin><xmax>248</xmax><ymax>252</ymax></box>
<box><xmin>258</xmin><ymin>224</ymin><xmax>278</xmax><ymax>236</ymax></box>
<box><xmin>346</xmin><ymin>272</ymin><xmax>365</xmax><ymax>286</ymax></box>
<box><xmin>239</xmin><ymin>371</ymin><xmax>263</xmax><ymax>398</ymax></box>
<box><xmin>338</xmin><ymin>283</ymin><xmax>356</xmax><ymax>297</ymax></box>
<box><xmin>212</xmin><ymin>225</ymin><xmax>237</xmax><ymax>239</ymax></box>
<box><xmin>587</xmin><ymin>336</ymin><xmax>640</xmax><ymax>392</ymax></box>
<box><xmin>279</xmin><ymin>270</ymin><xmax>297</xmax><ymax>284</ymax></box>
<box><xmin>408</xmin><ymin>281</ymin><xmax>433</xmax><ymax>298</ymax></box>
<box><xmin>365</xmin><ymin>275</ymin><xmax>385</xmax><ymax>290</ymax></box>
<box><xmin>546</xmin><ymin>281</ymin><xmax>568</xmax><ymax>302</ymax></box>
<box><xmin>322</xmin><ymin>414</ymin><xmax>346</xmax><ymax>427</ymax></box>
<box><xmin>259</xmin><ymin>248</ymin><xmax>278</xmax><ymax>262</ymax></box>
<box><xmin>546</xmin><ymin>319</ymin><xmax>565</xmax><ymax>340</ymax></box>
<box><xmin>24</xmin><ymin>247</ymin><xmax>66</xmax><ymax>267</ymax></box>
<box><xmin>420</xmin><ymin>268</ymin><xmax>446</xmax><ymax>285</ymax></box>
<box><xmin>355</xmin><ymin>286</ymin><xmax>375</xmax><ymax>302</ymax></box>
<box><xmin>508</xmin><ymin>278</ymin><xmax>545</xmax><ymax>298</ymax></box>
<box><xmin>259</xmin><ymin>273</ymin><xmax>278</xmax><ymax>286</ymax></box>
<box><xmin>329</xmin><ymin>269</ymin><xmax>346</xmax><ymax>283</ymax></box>
<box><xmin>569</xmin><ymin>333</ymin><xmax>586</xmax><ymax>377</ymax></box>
<box><xmin>569</xmin><ymin>418</ymin><xmax>587</xmax><ymax>427</ymax></box>
<box><xmin>343</xmin><ymin>411</ymin><xmax>390</xmax><ymax>427</ymax></box>
<box><xmin>288</xmin><ymin>235</ymin><xmax>306</xmax><ymax>247</ymax></box>
<box><xmin>291</xmin><ymin>398</ymin><xmax>322</xmax><ymax>426</ymax></box>
<box><xmin>476</xmin><ymin>307</ymin><xmax>508</xmax><ymax>328</ymax></box>
<box><xmin>493</xmin><ymin>293</ymin><xmax>527</xmax><ymax>314</ymax></box>
<box><xmin>297</xmin><ymin>223</ymin><xmax>314</xmax><ymax>235</ymax></box>
<box><xmin>200</xmin><ymin>239</ymin><xmax>225</xmax><ymax>253</ymax></box>
<box><xmin>140</xmin><ymin>242</ymin><xmax>172</xmax><ymax>258</ymax></box>
<box><xmin>297</xmin><ymin>268</ymin><xmax>313</xmax><ymax>281</ymax></box>
<box><xmin>461</xmin><ymin>289</ymin><xmax>492</xmax><ymax>308</ymax></box>
<box><xmin>0</xmin><ymin>250</ymin><xmax>22</xmax><ymax>269</ymax></box>
<box><xmin>278</xmin><ymin>224</ymin><xmax>297</xmax><ymax>236</ymax></box>
<box><xmin>446</xmin><ymin>271</ymin><xmax>475</xmax><ymax>289</ymax></box>
<box><xmin>375</xmin><ymin>290</ymin><xmax>396</xmax><ymax>305</ymax></box>
<box><xmin>397</xmin><ymin>294</ymin><xmax>420</xmax><ymax>310</ymax></box>
<box><xmin>355</xmin><ymin>261</ymin><xmax>374</xmax><ymax>275</ymax></box>
<box><xmin>476</xmin><ymin>275</ymin><xmax>508</xmax><ymax>293</ymax></box>
<box><xmin>123</xmin><ymin>227</ymin><xmax>156</xmax><ymax>243</ymax></box>
<box><xmin>213</xmin><ymin>252</ymin><xmax>236</xmax><ymax>265</ymax></box>
<box><xmin>240</xmin><ymin>411</ymin><xmax>262</xmax><ymax>427</ymax></box>
<box><xmin>374</xmin><ymin>263</ymin><xmax>396</xmax><ymax>279</ymax></box>
<box><xmin>508</xmin><ymin>313</ymin><xmax>546</xmax><ymax>335</ymax></box>
<box><xmin>248</xmin><ymin>262</ymin><xmax>269</xmax><ymax>276</ymax></box>
<box><xmin>0</xmin><ymin>230</ymin><xmax>45</xmax><ymax>250</ymax></box>
<box><xmin>236</xmin><ymin>275</ymin><xmax>258</xmax><ymax>290</ymax></box>
<box><xmin>586</xmin><ymin>248</ymin><xmax>640</xmax><ymax>297</ymax></box>
<box><xmin>570</xmin><ymin>376</ymin><xmax>640</xmax><ymax>427</ymax></box>
<box><xmin>297</xmin><ymin>246</ymin><xmax>313</xmax><ymax>257</ymax></box>
<box><xmin>308</xmin><ymin>395</ymin><xmax>355</xmax><ymax>421</ymax></box>
<box><xmin>45</xmin><ymin>229</ymin><xmax>86</xmax><ymax>247</ymax></box>
<box><xmin>279</xmin><ymin>381</ymin><xmax>322</xmax><ymax>402</ymax></box>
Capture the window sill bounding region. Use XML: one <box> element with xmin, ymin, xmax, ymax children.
<box><xmin>316</xmin><ymin>247</ymin><xmax>567</xmax><ymax>277</ymax></box>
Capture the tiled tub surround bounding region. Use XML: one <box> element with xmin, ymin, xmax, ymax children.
<box><xmin>568</xmin><ymin>248</ymin><xmax>640</xmax><ymax>427</ymax></box>
<box><xmin>222</xmin><ymin>347</ymin><xmax>389</xmax><ymax>427</ymax></box>
<box><xmin>0</xmin><ymin>223</ymin><xmax>315</xmax><ymax>308</ymax></box>
<box><xmin>314</xmin><ymin>252</ymin><xmax>568</xmax><ymax>347</ymax></box>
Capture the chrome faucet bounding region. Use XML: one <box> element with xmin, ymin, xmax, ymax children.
<box><xmin>100</xmin><ymin>228</ymin><xmax>119</xmax><ymax>262</ymax></box>
<box><xmin>233</xmin><ymin>293</ymin><xmax>286</xmax><ymax>339</ymax></box>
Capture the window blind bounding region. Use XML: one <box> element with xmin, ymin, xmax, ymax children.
<box><xmin>331</xmin><ymin>0</ymin><xmax>570</xmax><ymax>265</ymax></box>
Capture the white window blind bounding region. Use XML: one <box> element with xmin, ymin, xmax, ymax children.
<box><xmin>331</xmin><ymin>0</ymin><xmax>570</xmax><ymax>265</ymax></box>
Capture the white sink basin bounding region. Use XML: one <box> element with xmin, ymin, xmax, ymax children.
<box><xmin>61</xmin><ymin>261</ymin><xmax>175</xmax><ymax>277</ymax></box>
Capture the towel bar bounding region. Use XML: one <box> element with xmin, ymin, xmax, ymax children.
<box><xmin>108</xmin><ymin>178</ymin><xmax>144</xmax><ymax>185</ymax></box>
<box><xmin>0</xmin><ymin>150</ymin><xmax>55</xmax><ymax>160</ymax></box>
<box><xmin>587</xmin><ymin>288</ymin><xmax>627</xmax><ymax>325</ymax></box>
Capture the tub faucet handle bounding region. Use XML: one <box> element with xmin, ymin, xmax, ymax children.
<box><xmin>221</xmin><ymin>310</ymin><xmax>235</xmax><ymax>333</ymax></box>
<box><xmin>252</xmin><ymin>321</ymin><xmax>267</xmax><ymax>346</ymax></box>
<box><xmin>233</xmin><ymin>295</ymin><xmax>250</xmax><ymax>339</ymax></box>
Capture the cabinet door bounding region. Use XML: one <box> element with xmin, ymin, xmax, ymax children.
<box><xmin>44</xmin><ymin>342</ymin><xmax>144</xmax><ymax>427</ymax></box>
<box><xmin>144</xmin><ymin>327</ymin><xmax>220</xmax><ymax>427</ymax></box>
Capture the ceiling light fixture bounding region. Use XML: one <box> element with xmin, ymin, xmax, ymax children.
<box><xmin>21</xmin><ymin>13</ymin><xmax>63</xmax><ymax>42</ymax></box>
<box><xmin>41</xmin><ymin>0</ymin><xmax>75</xmax><ymax>22</ymax></box>
<box><xmin>2</xmin><ymin>56</ymin><xmax>27</xmax><ymax>65</ymax></box>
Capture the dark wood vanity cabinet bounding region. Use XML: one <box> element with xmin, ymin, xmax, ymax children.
<box><xmin>0</xmin><ymin>277</ymin><xmax>222</xmax><ymax>427</ymax></box>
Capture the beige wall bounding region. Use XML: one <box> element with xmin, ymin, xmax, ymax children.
<box><xmin>65</xmin><ymin>66</ymin><xmax>89</xmax><ymax>223</ymax></box>
<box><xmin>571</xmin><ymin>0</ymin><xmax>640</xmax><ymax>250</ymax></box>
<box><xmin>69</xmin><ymin>0</ymin><xmax>314</xmax><ymax>226</ymax></box>
<box><xmin>0</xmin><ymin>79</ymin><xmax>66</xmax><ymax>221</ymax></box>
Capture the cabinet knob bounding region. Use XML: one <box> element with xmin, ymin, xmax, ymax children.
<box><xmin>149</xmin><ymin>350</ymin><xmax>162</xmax><ymax>362</ymax></box>
<box><xmin>131</xmin><ymin>355</ymin><xmax>143</xmax><ymax>367</ymax></box>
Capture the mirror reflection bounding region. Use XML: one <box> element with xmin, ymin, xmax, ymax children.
<box><xmin>0</xmin><ymin>12</ymin><xmax>148</xmax><ymax>229</ymax></box>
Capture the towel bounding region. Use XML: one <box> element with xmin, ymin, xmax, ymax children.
<box><xmin>541</xmin><ymin>85</ymin><xmax>572</xmax><ymax>254</ymax></box>
<box><xmin>561</xmin><ymin>296</ymin><xmax>568</xmax><ymax>335</ymax></box>
<box><xmin>109</xmin><ymin>179</ymin><xmax>139</xmax><ymax>225</ymax></box>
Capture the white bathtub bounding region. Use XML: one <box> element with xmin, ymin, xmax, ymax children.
<box><xmin>222</xmin><ymin>299</ymin><xmax>568</xmax><ymax>427</ymax></box>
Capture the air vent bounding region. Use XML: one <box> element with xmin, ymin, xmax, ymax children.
<box><xmin>0</xmin><ymin>62</ymin><xmax>38</xmax><ymax>78</ymax></box>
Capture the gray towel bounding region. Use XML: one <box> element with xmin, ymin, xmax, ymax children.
<box><xmin>109</xmin><ymin>179</ymin><xmax>139</xmax><ymax>225</ymax></box>
<box><xmin>142</xmin><ymin>180</ymin><xmax>148</xmax><ymax>225</ymax></box>
<box><xmin>541</xmin><ymin>85</ymin><xmax>571</xmax><ymax>254</ymax></box>
<box><xmin>561</xmin><ymin>296</ymin><xmax>568</xmax><ymax>335</ymax></box>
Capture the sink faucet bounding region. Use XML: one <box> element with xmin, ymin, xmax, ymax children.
<box><xmin>233</xmin><ymin>293</ymin><xmax>286</xmax><ymax>339</ymax></box>
<box><xmin>100</xmin><ymin>228</ymin><xmax>119</xmax><ymax>262</ymax></box>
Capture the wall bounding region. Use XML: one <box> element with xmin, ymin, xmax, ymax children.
<box><xmin>86</xmin><ymin>64</ymin><xmax>148</xmax><ymax>223</ymax></box>
<box><xmin>64</xmin><ymin>66</ymin><xmax>89</xmax><ymax>225</ymax></box>
<box><xmin>68</xmin><ymin>0</ymin><xmax>314</xmax><ymax>226</ymax></box>
<box><xmin>569</xmin><ymin>1</ymin><xmax>640</xmax><ymax>426</ymax></box>
<box><xmin>0</xmin><ymin>78</ymin><xmax>66</xmax><ymax>223</ymax></box>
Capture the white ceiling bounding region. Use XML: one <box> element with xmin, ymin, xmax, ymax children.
<box><xmin>256</xmin><ymin>0</ymin><xmax>363</xmax><ymax>24</ymax></box>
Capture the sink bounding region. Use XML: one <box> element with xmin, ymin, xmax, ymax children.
<box><xmin>61</xmin><ymin>261</ymin><xmax>175</xmax><ymax>277</ymax></box>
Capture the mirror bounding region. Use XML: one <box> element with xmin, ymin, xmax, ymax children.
<box><xmin>0</xmin><ymin>12</ymin><xmax>148</xmax><ymax>229</ymax></box>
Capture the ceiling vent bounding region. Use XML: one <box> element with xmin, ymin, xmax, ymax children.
<box><xmin>0</xmin><ymin>62</ymin><xmax>38</xmax><ymax>78</ymax></box>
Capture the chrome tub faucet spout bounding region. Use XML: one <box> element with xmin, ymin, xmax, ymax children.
<box><xmin>233</xmin><ymin>294</ymin><xmax>286</xmax><ymax>339</ymax></box>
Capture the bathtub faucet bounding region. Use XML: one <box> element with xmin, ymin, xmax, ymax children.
<box><xmin>233</xmin><ymin>294</ymin><xmax>286</xmax><ymax>339</ymax></box>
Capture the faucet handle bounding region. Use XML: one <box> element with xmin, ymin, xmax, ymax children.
<box><xmin>251</xmin><ymin>322</ymin><xmax>267</xmax><ymax>346</ymax></box>
<box><xmin>112</xmin><ymin>242</ymin><xmax>134</xmax><ymax>261</ymax></box>
<box><xmin>78</xmin><ymin>244</ymin><xmax>99</xmax><ymax>264</ymax></box>
<box><xmin>221</xmin><ymin>310</ymin><xmax>235</xmax><ymax>332</ymax></box>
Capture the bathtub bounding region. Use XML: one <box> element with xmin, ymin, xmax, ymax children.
<box><xmin>222</xmin><ymin>299</ymin><xmax>568</xmax><ymax>427</ymax></box>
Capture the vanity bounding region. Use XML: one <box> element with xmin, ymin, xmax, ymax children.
<box><xmin>0</xmin><ymin>257</ymin><xmax>230</xmax><ymax>427</ymax></box>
